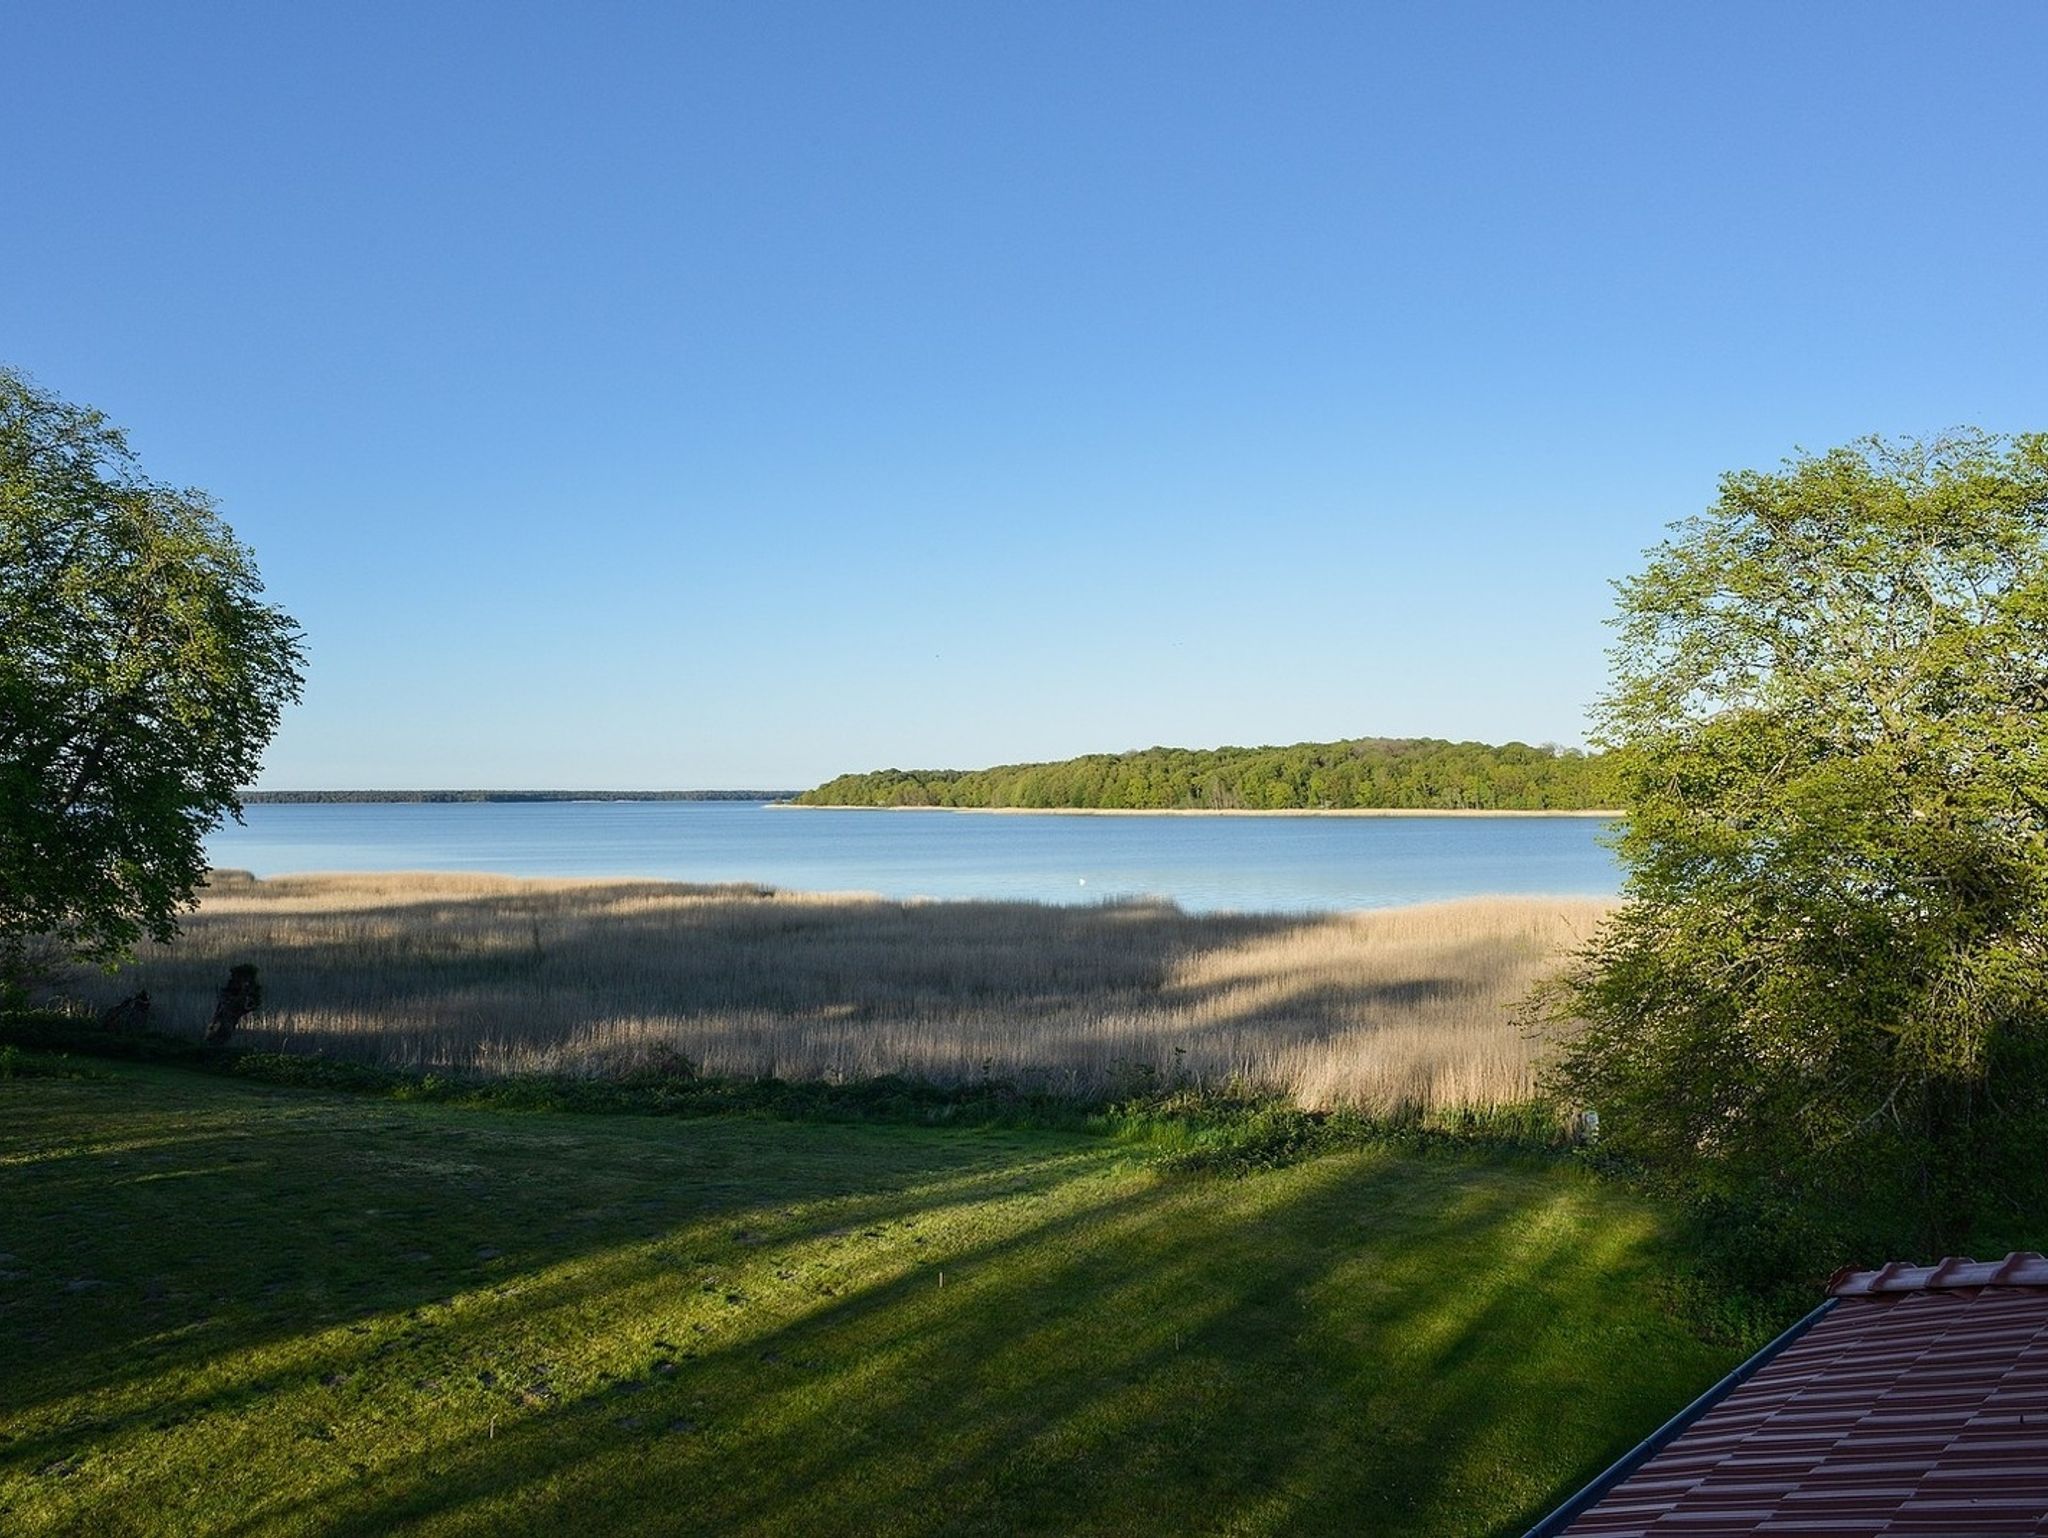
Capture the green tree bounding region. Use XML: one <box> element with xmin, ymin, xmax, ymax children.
<box><xmin>1540</xmin><ymin>431</ymin><xmax>2048</xmax><ymax>1250</ymax></box>
<box><xmin>793</xmin><ymin>737</ymin><xmax>1612</xmax><ymax>810</ymax></box>
<box><xmin>0</xmin><ymin>368</ymin><xmax>304</xmax><ymax>984</ymax></box>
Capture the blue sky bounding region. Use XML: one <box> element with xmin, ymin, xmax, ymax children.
<box><xmin>6</xmin><ymin>3</ymin><xmax>2045</xmax><ymax>788</ymax></box>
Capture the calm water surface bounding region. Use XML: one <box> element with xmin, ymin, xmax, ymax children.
<box><xmin>207</xmin><ymin>802</ymin><xmax>1621</xmax><ymax>913</ymax></box>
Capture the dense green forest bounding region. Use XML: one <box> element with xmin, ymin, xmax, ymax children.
<box><xmin>795</xmin><ymin>738</ymin><xmax>1616</xmax><ymax>812</ymax></box>
<box><xmin>241</xmin><ymin>790</ymin><xmax>792</xmax><ymax>804</ymax></box>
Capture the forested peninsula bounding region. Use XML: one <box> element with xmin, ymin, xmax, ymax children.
<box><xmin>794</xmin><ymin>738</ymin><xmax>1615</xmax><ymax>812</ymax></box>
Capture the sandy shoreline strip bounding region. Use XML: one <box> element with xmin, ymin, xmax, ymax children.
<box><xmin>770</xmin><ymin>803</ymin><xmax>1619</xmax><ymax>819</ymax></box>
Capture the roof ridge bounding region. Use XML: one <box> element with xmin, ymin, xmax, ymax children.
<box><xmin>1827</xmin><ymin>1250</ymin><xmax>2048</xmax><ymax>1296</ymax></box>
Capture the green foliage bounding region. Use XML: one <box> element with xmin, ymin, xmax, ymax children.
<box><xmin>1114</xmin><ymin>1085</ymin><xmax>1582</xmax><ymax>1176</ymax></box>
<box><xmin>0</xmin><ymin>1012</ymin><xmax>1584</xmax><ymax>1161</ymax></box>
<box><xmin>1540</xmin><ymin>431</ymin><xmax>2048</xmax><ymax>1256</ymax></box>
<box><xmin>0</xmin><ymin>368</ymin><xmax>304</xmax><ymax>976</ymax></box>
<box><xmin>798</xmin><ymin>736</ymin><xmax>1616</xmax><ymax>811</ymax></box>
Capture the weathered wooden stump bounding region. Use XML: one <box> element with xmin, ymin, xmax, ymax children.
<box><xmin>99</xmin><ymin>991</ymin><xmax>150</xmax><ymax>1033</ymax></box>
<box><xmin>205</xmin><ymin>965</ymin><xmax>262</xmax><ymax>1045</ymax></box>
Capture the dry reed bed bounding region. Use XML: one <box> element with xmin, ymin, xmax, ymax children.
<box><xmin>71</xmin><ymin>871</ymin><xmax>1610</xmax><ymax>1111</ymax></box>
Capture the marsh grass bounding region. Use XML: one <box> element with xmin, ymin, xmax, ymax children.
<box><xmin>67</xmin><ymin>872</ymin><xmax>1609</xmax><ymax>1111</ymax></box>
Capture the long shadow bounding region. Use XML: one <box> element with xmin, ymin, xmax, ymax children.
<box><xmin>206</xmin><ymin>1173</ymin><xmax>1187</xmax><ymax>1536</ymax></box>
<box><xmin>121</xmin><ymin>1146</ymin><xmax>1726</xmax><ymax>1538</ymax></box>
<box><xmin>64</xmin><ymin>879</ymin><xmax>1580</xmax><ymax>1111</ymax></box>
<box><xmin>0</xmin><ymin>1067</ymin><xmax>1093</xmax><ymax>1451</ymax></box>
<box><xmin>77</xmin><ymin>886</ymin><xmax>1368</xmax><ymax>1062</ymax></box>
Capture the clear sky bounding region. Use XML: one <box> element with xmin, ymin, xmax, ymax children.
<box><xmin>6</xmin><ymin>3</ymin><xmax>2045</xmax><ymax>788</ymax></box>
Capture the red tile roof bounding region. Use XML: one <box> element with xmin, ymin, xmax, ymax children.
<box><xmin>1534</xmin><ymin>1255</ymin><xmax>2048</xmax><ymax>1538</ymax></box>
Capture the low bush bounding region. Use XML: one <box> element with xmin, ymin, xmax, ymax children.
<box><xmin>0</xmin><ymin>1010</ymin><xmax>1578</xmax><ymax>1163</ymax></box>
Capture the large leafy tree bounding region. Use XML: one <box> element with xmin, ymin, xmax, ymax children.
<box><xmin>0</xmin><ymin>368</ymin><xmax>304</xmax><ymax>982</ymax></box>
<box><xmin>1543</xmin><ymin>431</ymin><xmax>2048</xmax><ymax>1249</ymax></box>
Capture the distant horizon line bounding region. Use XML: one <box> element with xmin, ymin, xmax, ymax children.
<box><xmin>244</xmin><ymin>735</ymin><xmax>1602</xmax><ymax>804</ymax></box>
<box><xmin>241</xmin><ymin>789</ymin><xmax>798</xmax><ymax>803</ymax></box>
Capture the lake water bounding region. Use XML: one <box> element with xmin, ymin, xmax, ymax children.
<box><xmin>206</xmin><ymin>802</ymin><xmax>1622</xmax><ymax>913</ymax></box>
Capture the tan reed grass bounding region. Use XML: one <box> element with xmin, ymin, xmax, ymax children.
<box><xmin>65</xmin><ymin>871</ymin><xmax>1610</xmax><ymax>1111</ymax></box>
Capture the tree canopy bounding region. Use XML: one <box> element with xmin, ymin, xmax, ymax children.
<box><xmin>797</xmin><ymin>738</ymin><xmax>1615</xmax><ymax>812</ymax></box>
<box><xmin>0</xmin><ymin>367</ymin><xmax>304</xmax><ymax>979</ymax></box>
<box><xmin>1541</xmin><ymin>431</ymin><xmax>2048</xmax><ymax>1251</ymax></box>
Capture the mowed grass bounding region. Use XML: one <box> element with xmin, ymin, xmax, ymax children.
<box><xmin>68</xmin><ymin>873</ymin><xmax>1611</xmax><ymax>1110</ymax></box>
<box><xmin>0</xmin><ymin>1062</ymin><xmax>1728</xmax><ymax>1537</ymax></box>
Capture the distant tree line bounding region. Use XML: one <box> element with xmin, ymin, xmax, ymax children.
<box><xmin>242</xmin><ymin>790</ymin><xmax>794</xmax><ymax>804</ymax></box>
<box><xmin>795</xmin><ymin>739</ymin><xmax>1616</xmax><ymax>812</ymax></box>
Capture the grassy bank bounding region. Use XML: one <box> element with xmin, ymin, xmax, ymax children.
<box><xmin>56</xmin><ymin>874</ymin><xmax>1609</xmax><ymax>1111</ymax></box>
<box><xmin>1</xmin><ymin>1055</ymin><xmax>1729</xmax><ymax>1537</ymax></box>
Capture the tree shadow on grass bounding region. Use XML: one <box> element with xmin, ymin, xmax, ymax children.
<box><xmin>159</xmin><ymin>1150</ymin><xmax>1718</xmax><ymax>1538</ymax></box>
<box><xmin>0</xmin><ymin>1070</ymin><xmax>1089</xmax><ymax>1451</ymax></box>
<box><xmin>3</xmin><ymin>1065</ymin><xmax>1724</xmax><ymax>1538</ymax></box>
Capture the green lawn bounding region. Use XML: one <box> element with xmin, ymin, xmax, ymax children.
<box><xmin>0</xmin><ymin>1061</ymin><xmax>1731</xmax><ymax>1536</ymax></box>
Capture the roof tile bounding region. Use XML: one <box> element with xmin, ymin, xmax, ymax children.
<box><xmin>1553</xmin><ymin>1282</ymin><xmax>2048</xmax><ymax>1536</ymax></box>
